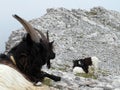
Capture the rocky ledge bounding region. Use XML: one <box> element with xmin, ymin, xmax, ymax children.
<box><xmin>6</xmin><ymin>7</ymin><xmax>120</xmax><ymax>90</ymax></box>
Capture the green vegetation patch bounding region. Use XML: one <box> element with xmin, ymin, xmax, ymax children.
<box><xmin>75</xmin><ymin>73</ymin><xmax>97</xmax><ymax>79</ymax></box>
<box><xmin>75</xmin><ymin>68</ymin><xmax>110</xmax><ymax>79</ymax></box>
<box><xmin>42</xmin><ymin>78</ymin><xmax>52</xmax><ymax>86</ymax></box>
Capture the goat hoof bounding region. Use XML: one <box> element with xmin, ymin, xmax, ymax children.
<box><xmin>54</xmin><ymin>77</ymin><xmax>61</xmax><ymax>82</ymax></box>
<box><xmin>33</xmin><ymin>82</ymin><xmax>42</xmax><ymax>86</ymax></box>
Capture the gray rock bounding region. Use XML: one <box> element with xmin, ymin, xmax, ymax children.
<box><xmin>114</xmin><ymin>88</ymin><xmax>120</xmax><ymax>90</ymax></box>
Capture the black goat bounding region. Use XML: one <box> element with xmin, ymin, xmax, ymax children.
<box><xmin>73</xmin><ymin>56</ymin><xmax>100</xmax><ymax>74</ymax></box>
<box><xmin>0</xmin><ymin>15</ymin><xmax>61</xmax><ymax>85</ymax></box>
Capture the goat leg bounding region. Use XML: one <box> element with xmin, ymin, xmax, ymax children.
<box><xmin>40</xmin><ymin>71</ymin><xmax>61</xmax><ymax>81</ymax></box>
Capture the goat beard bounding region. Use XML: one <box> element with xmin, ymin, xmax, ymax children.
<box><xmin>47</xmin><ymin>60</ymin><xmax>51</xmax><ymax>69</ymax></box>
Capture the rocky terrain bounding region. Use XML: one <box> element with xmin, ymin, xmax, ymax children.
<box><xmin>6</xmin><ymin>7</ymin><xmax>120</xmax><ymax>90</ymax></box>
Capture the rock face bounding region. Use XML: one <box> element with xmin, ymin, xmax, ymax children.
<box><xmin>6</xmin><ymin>7</ymin><xmax>120</xmax><ymax>90</ymax></box>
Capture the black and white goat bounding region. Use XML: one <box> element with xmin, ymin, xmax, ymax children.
<box><xmin>0</xmin><ymin>14</ymin><xmax>61</xmax><ymax>87</ymax></box>
<box><xmin>73</xmin><ymin>56</ymin><xmax>101</xmax><ymax>74</ymax></box>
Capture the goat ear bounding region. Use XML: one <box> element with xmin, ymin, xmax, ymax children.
<box><xmin>49</xmin><ymin>41</ymin><xmax>54</xmax><ymax>47</ymax></box>
<box><xmin>50</xmin><ymin>41</ymin><xmax>54</xmax><ymax>44</ymax></box>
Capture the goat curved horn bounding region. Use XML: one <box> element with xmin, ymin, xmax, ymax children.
<box><xmin>35</xmin><ymin>29</ymin><xmax>49</xmax><ymax>43</ymax></box>
<box><xmin>13</xmin><ymin>14</ymin><xmax>40</xmax><ymax>43</ymax></box>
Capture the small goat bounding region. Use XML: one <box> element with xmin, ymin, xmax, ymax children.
<box><xmin>0</xmin><ymin>15</ymin><xmax>61</xmax><ymax>86</ymax></box>
<box><xmin>73</xmin><ymin>56</ymin><xmax>101</xmax><ymax>74</ymax></box>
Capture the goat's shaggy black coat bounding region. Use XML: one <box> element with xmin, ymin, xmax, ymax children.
<box><xmin>8</xmin><ymin>34</ymin><xmax>59</xmax><ymax>82</ymax></box>
<box><xmin>0</xmin><ymin>15</ymin><xmax>61</xmax><ymax>84</ymax></box>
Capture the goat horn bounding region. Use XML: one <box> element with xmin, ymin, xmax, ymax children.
<box><xmin>13</xmin><ymin>14</ymin><xmax>40</xmax><ymax>43</ymax></box>
<box><xmin>35</xmin><ymin>29</ymin><xmax>49</xmax><ymax>43</ymax></box>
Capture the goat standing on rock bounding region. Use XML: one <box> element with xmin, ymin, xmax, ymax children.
<box><xmin>0</xmin><ymin>14</ymin><xmax>61</xmax><ymax>89</ymax></box>
<box><xmin>73</xmin><ymin>56</ymin><xmax>101</xmax><ymax>74</ymax></box>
